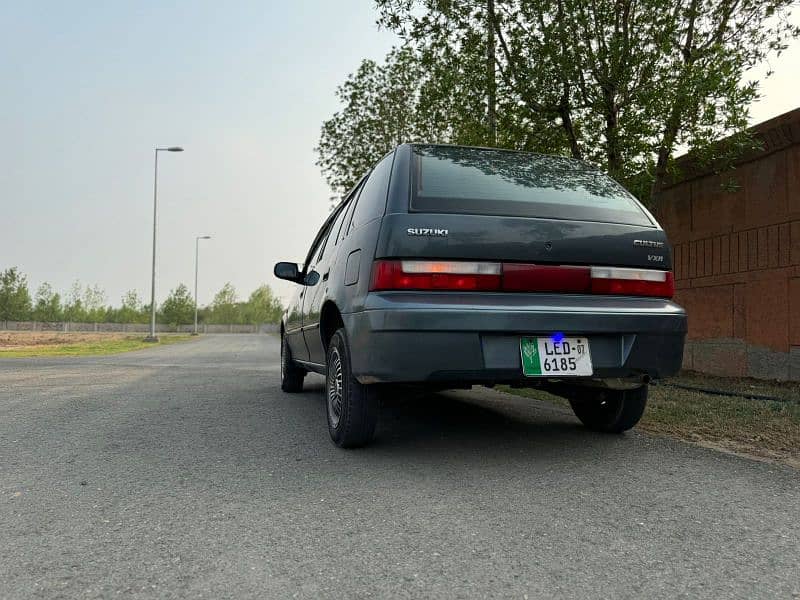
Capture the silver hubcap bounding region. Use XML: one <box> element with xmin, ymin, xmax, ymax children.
<box><xmin>328</xmin><ymin>347</ymin><xmax>344</xmax><ymax>428</ymax></box>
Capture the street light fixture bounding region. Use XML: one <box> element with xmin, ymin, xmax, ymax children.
<box><xmin>193</xmin><ymin>235</ymin><xmax>212</xmax><ymax>336</ymax></box>
<box><xmin>144</xmin><ymin>146</ymin><xmax>185</xmax><ymax>343</ymax></box>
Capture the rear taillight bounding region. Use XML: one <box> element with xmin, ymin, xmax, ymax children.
<box><xmin>370</xmin><ymin>260</ymin><xmax>674</xmax><ymax>298</ymax></box>
<box><xmin>589</xmin><ymin>267</ymin><xmax>675</xmax><ymax>298</ymax></box>
<box><xmin>370</xmin><ymin>260</ymin><xmax>502</xmax><ymax>291</ymax></box>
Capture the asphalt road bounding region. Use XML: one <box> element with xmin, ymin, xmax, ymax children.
<box><xmin>1</xmin><ymin>334</ymin><xmax>798</xmax><ymax>599</ymax></box>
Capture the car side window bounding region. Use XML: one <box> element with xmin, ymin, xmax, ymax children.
<box><xmin>315</xmin><ymin>231</ymin><xmax>331</xmax><ymax>263</ymax></box>
<box><xmin>338</xmin><ymin>180</ymin><xmax>365</xmax><ymax>244</ymax></box>
<box><xmin>308</xmin><ymin>230</ymin><xmax>328</xmax><ymax>267</ymax></box>
<box><xmin>349</xmin><ymin>152</ymin><xmax>394</xmax><ymax>233</ymax></box>
<box><xmin>317</xmin><ymin>201</ymin><xmax>349</xmax><ymax>261</ymax></box>
<box><xmin>304</xmin><ymin>216</ymin><xmax>333</xmax><ymax>270</ymax></box>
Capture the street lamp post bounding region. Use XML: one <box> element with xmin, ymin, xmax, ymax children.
<box><xmin>193</xmin><ymin>235</ymin><xmax>211</xmax><ymax>335</ymax></box>
<box><xmin>145</xmin><ymin>146</ymin><xmax>184</xmax><ymax>343</ymax></box>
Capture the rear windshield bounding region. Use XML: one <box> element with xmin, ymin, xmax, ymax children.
<box><xmin>411</xmin><ymin>145</ymin><xmax>652</xmax><ymax>226</ymax></box>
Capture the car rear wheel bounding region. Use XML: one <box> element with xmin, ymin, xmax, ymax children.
<box><xmin>280</xmin><ymin>334</ymin><xmax>305</xmax><ymax>393</ymax></box>
<box><xmin>326</xmin><ymin>328</ymin><xmax>378</xmax><ymax>448</ymax></box>
<box><xmin>569</xmin><ymin>385</ymin><xmax>647</xmax><ymax>433</ymax></box>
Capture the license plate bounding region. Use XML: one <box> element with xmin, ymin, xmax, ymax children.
<box><xmin>520</xmin><ymin>337</ymin><xmax>593</xmax><ymax>377</ymax></box>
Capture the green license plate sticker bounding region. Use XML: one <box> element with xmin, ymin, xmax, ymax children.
<box><xmin>520</xmin><ymin>337</ymin><xmax>593</xmax><ymax>377</ymax></box>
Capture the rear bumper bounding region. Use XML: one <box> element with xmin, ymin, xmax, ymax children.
<box><xmin>342</xmin><ymin>292</ymin><xmax>687</xmax><ymax>384</ymax></box>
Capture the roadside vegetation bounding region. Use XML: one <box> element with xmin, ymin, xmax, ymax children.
<box><xmin>0</xmin><ymin>332</ymin><xmax>193</xmax><ymax>358</ymax></box>
<box><xmin>0</xmin><ymin>266</ymin><xmax>283</xmax><ymax>326</ymax></box>
<box><xmin>318</xmin><ymin>1</ymin><xmax>798</xmax><ymax>208</ymax></box>
<box><xmin>502</xmin><ymin>373</ymin><xmax>800</xmax><ymax>468</ymax></box>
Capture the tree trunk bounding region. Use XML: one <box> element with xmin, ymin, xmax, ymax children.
<box><xmin>650</xmin><ymin>0</ymin><xmax>698</xmax><ymax>213</ymax></box>
<box><xmin>486</xmin><ymin>0</ymin><xmax>497</xmax><ymax>146</ymax></box>
<box><xmin>650</xmin><ymin>107</ymin><xmax>681</xmax><ymax>214</ymax></box>
<box><xmin>604</xmin><ymin>89</ymin><xmax>623</xmax><ymax>181</ymax></box>
<box><xmin>559</xmin><ymin>86</ymin><xmax>582</xmax><ymax>159</ymax></box>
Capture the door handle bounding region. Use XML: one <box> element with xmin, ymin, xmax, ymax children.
<box><xmin>322</xmin><ymin>271</ymin><xmax>329</xmax><ymax>282</ymax></box>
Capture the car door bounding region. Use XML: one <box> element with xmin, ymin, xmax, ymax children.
<box><xmin>285</xmin><ymin>212</ymin><xmax>337</xmax><ymax>362</ymax></box>
<box><xmin>283</xmin><ymin>285</ymin><xmax>306</xmax><ymax>361</ymax></box>
<box><xmin>301</xmin><ymin>197</ymin><xmax>353</xmax><ymax>365</ymax></box>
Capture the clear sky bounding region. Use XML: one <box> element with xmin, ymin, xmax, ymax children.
<box><xmin>2</xmin><ymin>3</ymin><xmax>798</xmax><ymax>307</ymax></box>
<box><xmin>1</xmin><ymin>1</ymin><xmax>397</xmax><ymax>306</ymax></box>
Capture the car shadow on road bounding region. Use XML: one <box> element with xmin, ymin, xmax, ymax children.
<box><xmin>300</xmin><ymin>379</ymin><xmax>631</xmax><ymax>459</ymax></box>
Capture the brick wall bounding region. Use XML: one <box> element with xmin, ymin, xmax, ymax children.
<box><xmin>657</xmin><ymin>108</ymin><xmax>800</xmax><ymax>380</ymax></box>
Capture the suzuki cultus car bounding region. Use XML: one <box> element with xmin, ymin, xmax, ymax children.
<box><xmin>275</xmin><ymin>144</ymin><xmax>686</xmax><ymax>447</ymax></box>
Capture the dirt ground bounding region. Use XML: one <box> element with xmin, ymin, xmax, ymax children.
<box><xmin>0</xmin><ymin>332</ymin><xmax>135</xmax><ymax>349</ymax></box>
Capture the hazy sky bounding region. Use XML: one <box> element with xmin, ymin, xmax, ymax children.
<box><xmin>2</xmin><ymin>3</ymin><xmax>798</xmax><ymax>306</ymax></box>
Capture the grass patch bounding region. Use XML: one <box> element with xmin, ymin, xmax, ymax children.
<box><xmin>0</xmin><ymin>333</ymin><xmax>193</xmax><ymax>358</ymax></box>
<box><xmin>642</xmin><ymin>384</ymin><xmax>800</xmax><ymax>466</ymax></box>
<box><xmin>500</xmin><ymin>378</ymin><xmax>800</xmax><ymax>468</ymax></box>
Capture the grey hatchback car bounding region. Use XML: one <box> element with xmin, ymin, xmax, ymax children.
<box><xmin>274</xmin><ymin>144</ymin><xmax>686</xmax><ymax>448</ymax></box>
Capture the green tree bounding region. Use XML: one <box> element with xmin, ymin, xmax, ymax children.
<box><xmin>63</xmin><ymin>281</ymin><xmax>86</xmax><ymax>322</ymax></box>
<box><xmin>32</xmin><ymin>282</ymin><xmax>63</xmax><ymax>322</ymax></box>
<box><xmin>63</xmin><ymin>282</ymin><xmax>107</xmax><ymax>323</ymax></box>
<box><xmin>126</xmin><ymin>289</ymin><xmax>149</xmax><ymax>323</ymax></box>
<box><xmin>0</xmin><ymin>267</ymin><xmax>33</xmax><ymax>321</ymax></box>
<box><xmin>83</xmin><ymin>284</ymin><xmax>107</xmax><ymax>323</ymax></box>
<box><xmin>160</xmin><ymin>284</ymin><xmax>195</xmax><ymax>326</ymax></box>
<box><xmin>207</xmin><ymin>282</ymin><xmax>240</xmax><ymax>324</ymax></box>
<box><xmin>315</xmin><ymin>45</ymin><xmax>494</xmax><ymax>196</ymax></box>
<box><xmin>242</xmin><ymin>285</ymin><xmax>283</xmax><ymax>324</ymax></box>
<box><xmin>318</xmin><ymin>47</ymin><xmax>429</xmax><ymax>195</ymax></box>
<box><xmin>107</xmin><ymin>289</ymin><xmax>148</xmax><ymax>323</ymax></box>
<box><xmin>352</xmin><ymin>0</ymin><xmax>799</xmax><ymax>207</ymax></box>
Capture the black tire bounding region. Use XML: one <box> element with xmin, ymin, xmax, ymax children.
<box><xmin>569</xmin><ymin>385</ymin><xmax>648</xmax><ymax>433</ymax></box>
<box><xmin>280</xmin><ymin>334</ymin><xmax>305</xmax><ymax>393</ymax></box>
<box><xmin>326</xmin><ymin>328</ymin><xmax>378</xmax><ymax>448</ymax></box>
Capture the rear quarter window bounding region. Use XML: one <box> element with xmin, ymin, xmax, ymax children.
<box><xmin>349</xmin><ymin>152</ymin><xmax>394</xmax><ymax>232</ymax></box>
<box><xmin>317</xmin><ymin>201</ymin><xmax>349</xmax><ymax>261</ymax></box>
<box><xmin>411</xmin><ymin>145</ymin><xmax>652</xmax><ymax>226</ymax></box>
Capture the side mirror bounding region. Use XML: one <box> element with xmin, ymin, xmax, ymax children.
<box><xmin>274</xmin><ymin>262</ymin><xmax>301</xmax><ymax>283</ymax></box>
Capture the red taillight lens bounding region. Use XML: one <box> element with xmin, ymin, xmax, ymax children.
<box><xmin>370</xmin><ymin>260</ymin><xmax>674</xmax><ymax>298</ymax></box>
<box><xmin>370</xmin><ymin>260</ymin><xmax>502</xmax><ymax>291</ymax></box>
<box><xmin>590</xmin><ymin>267</ymin><xmax>674</xmax><ymax>298</ymax></box>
